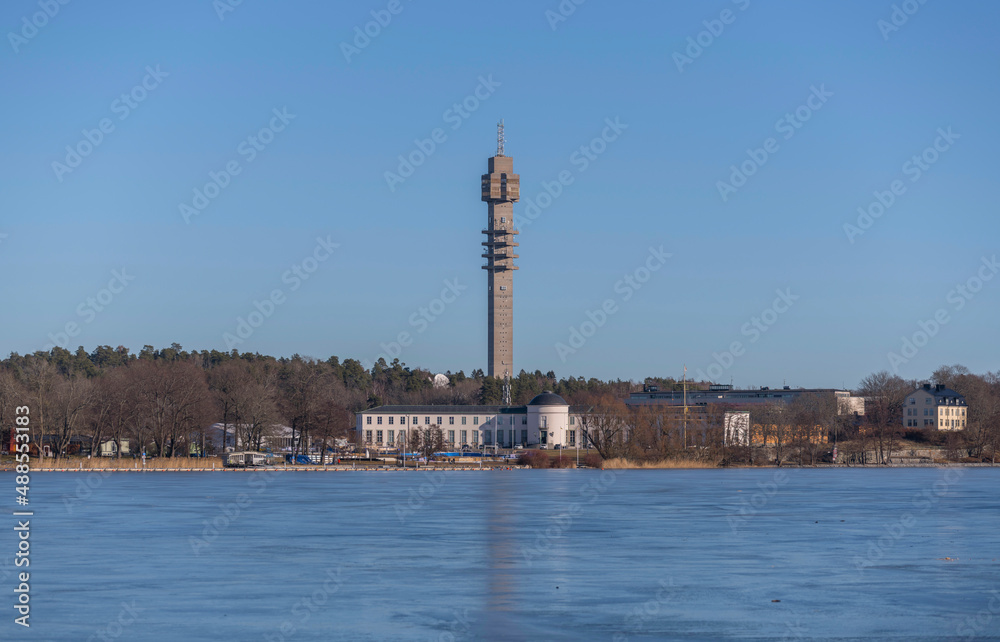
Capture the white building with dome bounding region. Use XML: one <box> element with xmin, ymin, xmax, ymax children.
<box><xmin>355</xmin><ymin>392</ymin><xmax>585</xmax><ymax>450</ymax></box>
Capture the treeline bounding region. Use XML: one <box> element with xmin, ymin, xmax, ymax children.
<box><xmin>850</xmin><ymin>366</ymin><xmax>1000</xmax><ymax>464</ymax></box>
<box><xmin>0</xmin><ymin>344</ymin><xmax>648</xmax><ymax>460</ymax></box>
<box><xmin>575</xmin><ymin>390</ymin><xmax>851</xmax><ymax>466</ymax></box>
<box><xmin>576</xmin><ymin>365</ymin><xmax>1000</xmax><ymax>466</ymax></box>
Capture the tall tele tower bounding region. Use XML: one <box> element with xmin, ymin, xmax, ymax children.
<box><xmin>481</xmin><ymin>120</ymin><xmax>519</xmax><ymax>379</ymax></box>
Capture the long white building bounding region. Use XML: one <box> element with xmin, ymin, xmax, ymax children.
<box><xmin>355</xmin><ymin>392</ymin><xmax>584</xmax><ymax>449</ymax></box>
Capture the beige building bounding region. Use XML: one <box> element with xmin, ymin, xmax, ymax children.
<box><xmin>481</xmin><ymin>120</ymin><xmax>519</xmax><ymax>379</ymax></box>
<box><xmin>903</xmin><ymin>384</ymin><xmax>967</xmax><ymax>430</ymax></box>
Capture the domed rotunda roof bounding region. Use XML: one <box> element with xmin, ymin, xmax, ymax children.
<box><xmin>527</xmin><ymin>391</ymin><xmax>569</xmax><ymax>406</ymax></box>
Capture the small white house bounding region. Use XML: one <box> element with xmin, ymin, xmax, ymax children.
<box><xmin>99</xmin><ymin>439</ymin><xmax>130</xmax><ymax>456</ymax></box>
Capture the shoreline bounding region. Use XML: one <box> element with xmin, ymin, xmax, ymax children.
<box><xmin>2</xmin><ymin>462</ymin><xmax>997</xmax><ymax>472</ymax></box>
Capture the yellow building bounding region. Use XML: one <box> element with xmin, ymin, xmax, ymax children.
<box><xmin>903</xmin><ymin>384</ymin><xmax>967</xmax><ymax>431</ymax></box>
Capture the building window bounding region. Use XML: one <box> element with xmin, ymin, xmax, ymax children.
<box><xmin>501</xmin><ymin>217</ymin><xmax>506</xmax><ymax>223</ymax></box>
<box><xmin>365</xmin><ymin>430</ymin><xmax>373</xmax><ymax>443</ymax></box>
<box><xmin>570</xmin><ymin>416</ymin><xmax>575</xmax><ymax>426</ymax></box>
<box><xmin>500</xmin><ymin>285</ymin><xmax>507</xmax><ymax>291</ymax></box>
<box><xmin>522</xmin><ymin>417</ymin><xmax>526</xmax><ymax>424</ymax></box>
<box><xmin>520</xmin><ymin>429</ymin><xmax>527</xmax><ymax>445</ymax></box>
<box><xmin>542</xmin><ymin>416</ymin><xmax>548</xmax><ymax>428</ymax></box>
<box><xmin>366</xmin><ymin>417</ymin><xmax>372</xmax><ymax>425</ymax></box>
<box><xmin>388</xmin><ymin>416</ymin><xmax>394</xmax><ymax>425</ymax></box>
<box><xmin>449</xmin><ymin>417</ymin><xmax>455</xmax><ymax>425</ymax></box>
<box><xmin>909</xmin><ymin>397</ymin><xmax>915</xmax><ymax>405</ymax></box>
<box><xmin>448</xmin><ymin>430</ymin><xmax>455</xmax><ymax>444</ymax></box>
<box><xmin>474</xmin><ymin>417</ymin><xmax>478</xmax><ymax>425</ymax></box>
<box><xmin>473</xmin><ymin>430</ymin><xmax>479</xmax><ymax>445</ymax></box>
<box><xmin>399</xmin><ymin>430</ymin><xmax>406</xmax><ymax>443</ymax></box>
<box><xmin>425</xmin><ymin>417</ymin><xmax>431</xmax><ymax>425</ymax></box>
<box><xmin>387</xmin><ymin>430</ymin><xmax>395</xmax><ymax>444</ymax></box>
<box><xmin>569</xmin><ymin>430</ymin><xmax>576</xmax><ymax>446</ymax></box>
<box><xmin>377</xmin><ymin>416</ymin><xmax>382</xmax><ymax>425</ymax></box>
<box><xmin>461</xmin><ymin>430</ymin><xmax>467</xmax><ymax>444</ymax></box>
<box><xmin>484</xmin><ymin>430</ymin><xmax>492</xmax><ymax>445</ymax></box>
<box><xmin>376</xmin><ymin>430</ymin><xmax>383</xmax><ymax>444</ymax></box>
<box><xmin>437</xmin><ymin>417</ymin><xmax>443</xmax><ymax>425</ymax></box>
<box><xmin>462</xmin><ymin>416</ymin><xmax>467</xmax><ymax>425</ymax></box>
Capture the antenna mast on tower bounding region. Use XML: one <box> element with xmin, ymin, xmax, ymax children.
<box><xmin>497</xmin><ymin>119</ymin><xmax>505</xmax><ymax>157</ymax></box>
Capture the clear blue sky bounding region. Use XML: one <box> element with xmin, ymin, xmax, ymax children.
<box><xmin>1</xmin><ymin>0</ymin><xmax>997</xmax><ymax>388</ymax></box>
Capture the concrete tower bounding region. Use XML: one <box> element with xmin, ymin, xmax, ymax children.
<box><xmin>481</xmin><ymin>120</ymin><xmax>519</xmax><ymax>379</ymax></box>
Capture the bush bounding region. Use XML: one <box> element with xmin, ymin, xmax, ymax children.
<box><xmin>517</xmin><ymin>451</ymin><xmax>549</xmax><ymax>468</ymax></box>
<box><xmin>516</xmin><ymin>450</ymin><xmax>602</xmax><ymax>468</ymax></box>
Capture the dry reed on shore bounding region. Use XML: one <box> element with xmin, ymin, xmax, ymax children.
<box><xmin>38</xmin><ymin>457</ymin><xmax>223</xmax><ymax>470</ymax></box>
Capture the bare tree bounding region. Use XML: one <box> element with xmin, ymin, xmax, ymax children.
<box><xmin>20</xmin><ymin>358</ymin><xmax>57</xmax><ymax>456</ymax></box>
<box><xmin>0</xmin><ymin>368</ymin><xmax>24</xmax><ymax>452</ymax></box>
<box><xmin>102</xmin><ymin>368</ymin><xmax>137</xmax><ymax>459</ymax></box>
<box><xmin>231</xmin><ymin>365</ymin><xmax>280</xmax><ymax>451</ymax></box>
<box><xmin>748</xmin><ymin>402</ymin><xmax>786</xmax><ymax>464</ymax></box>
<box><xmin>279</xmin><ymin>358</ymin><xmax>332</xmax><ymax>456</ymax></box>
<box><xmin>50</xmin><ymin>376</ymin><xmax>94</xmax><ymax>460</ymax></box>
<box><xmin>131</xmin><ymin>361</ymin><xmax>212</xmax><ymax>457</ymax></box>
<box><xmin>857</xmin><ymin>371</ymin><xmax>909</xmax><ymax>465</ymax></box>
<box><xmin>208</xmin><ymin>360</ymin><xmax>250</xmax><ymax>453</ymax></box>
<box><xmin>311</xmin><ymin>373</ymin><xmax>353</xmax><ymax>464</ymax></box>
<box><xmin>419</xmin><ymin>427</ymin><xmax>444</xmax><ymax>459</ymax></box>
<box><xmin>578</xmin><ymin>394</ymin><xmax>629</xmax><ymax>460</ymax></box>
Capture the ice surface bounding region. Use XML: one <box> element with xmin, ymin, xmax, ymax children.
<box><xmin>1</xmin><ymin>468</ymin><xmax>998</xmax><ymax>641</ymax></box>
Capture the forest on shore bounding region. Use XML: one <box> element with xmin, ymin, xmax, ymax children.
<box><xmin>0</xmin><ymin>344</ymin><xmax>656</xmax><ymax>460</ymax></box>
<box><xmin>1</xmin><ymin>345</ymin><xmax>997</xmax><ymax>466</ymax></box>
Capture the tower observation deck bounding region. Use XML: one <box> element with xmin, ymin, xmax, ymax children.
<box><xmin>481</xmin><ymin>120</ymin><xmax>519</xmax><ymax>379</ymax></box>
